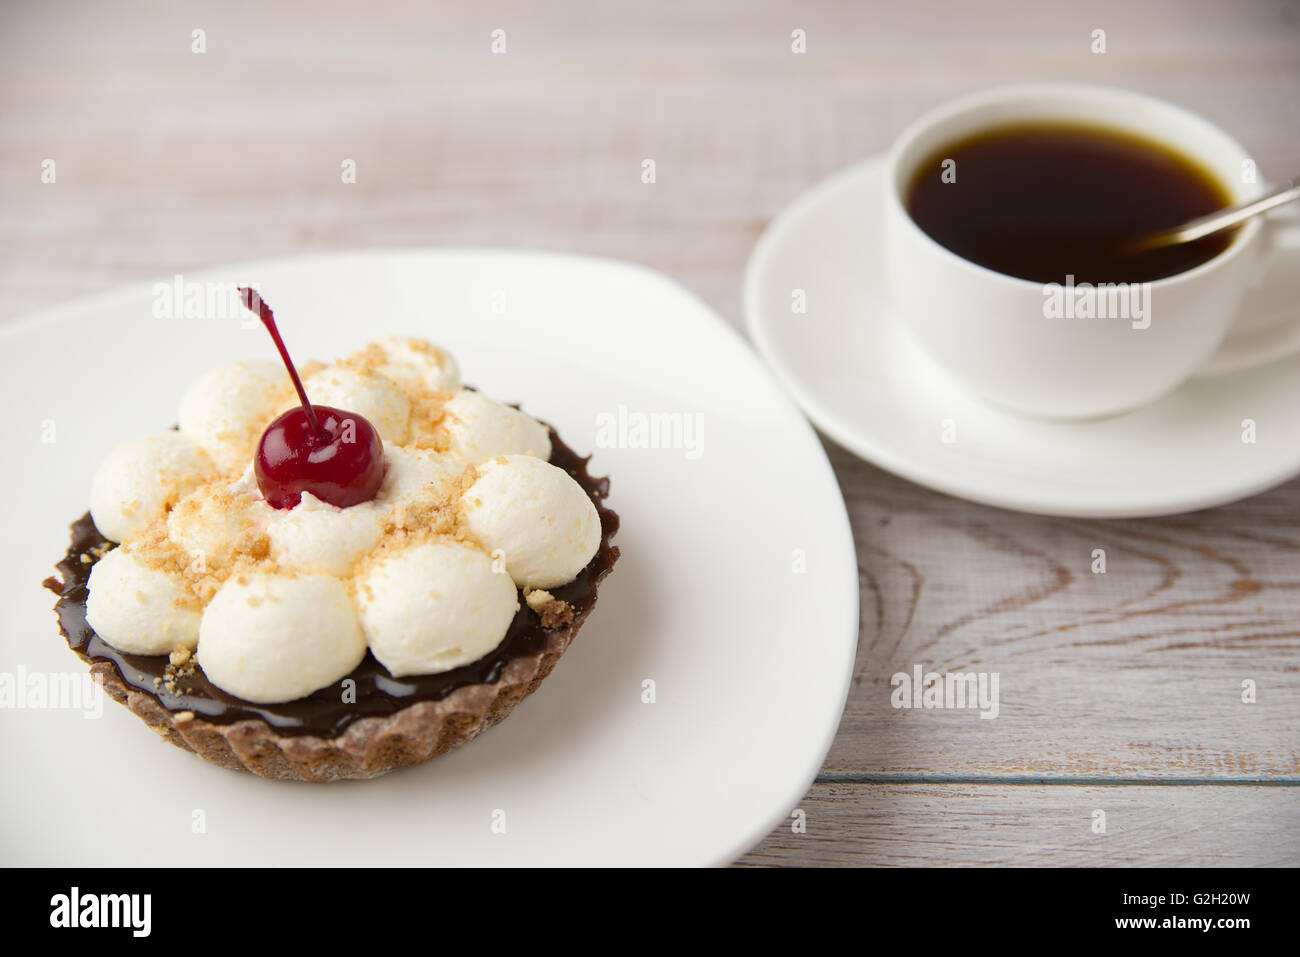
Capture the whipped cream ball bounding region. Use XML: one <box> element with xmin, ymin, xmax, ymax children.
<box><xmin>443</xmin><ymin>390</ymin><xmax>551</xmax><ymax>465</ymax></box>
<box><xmin>178</xmin><ymin>359</ymin><xmax>285</xmax><ymax>473</ymax></box>
<box><xmin>90</xmin><ymin>432</ymin><xmax>217</xmax><ymax>543</ymax></box>
<box><xmin>166</xmin><ymin>480</ymin><xmax>271</xmax><ymax>571</ymax></box>
<box><xmin>462</xmin><ymin>455</ymin><xmax>601</xmax><ymax>588</ymax></box>
<box><xmin>85</xmin><ymin>548</ymin><xmax>202</xmax><ymax>655</ymax></box>
<box><xmin>369</xmin><ymin>337</ymin><xmax>461</xmax><ymax>392</ymax></box>
<box><xmin>357</xmin><ymin>542</ymin><xmax>519</xmax><ymax>677</ymax></box>
<box><xmin>297</xmin><ymin>366</ymin><xmax>411</xmax><ymax>445</ymax></box>
<box><xmin>266</xmin><ymin>492</ymin><xmax>386</xmax><ymax>576</ymax></box>
<box><xmin>378</xmin><ymin>446</ymin><xmax>462</xmax><ymax>512</ymax></box>
<box><xmin>197</xmin><ymin>573</ymin><xmax>367</xmax><ymax>704</ymax></box>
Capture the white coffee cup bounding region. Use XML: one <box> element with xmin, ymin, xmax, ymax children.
<box><xmin>882</xmin><ymin>83</ymin><xmax>1300</xmax><ymax>419</ymax></box>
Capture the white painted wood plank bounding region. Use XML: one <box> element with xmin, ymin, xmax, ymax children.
<box><xmin>824</xmin><ymin>442</ymin><xmax>1300</xmax><ymax>779</ymax></box>
<box><xmin>739</xmin><ymin>781</ymin><xmax>1300</xmax><ymax>866</ymax></box>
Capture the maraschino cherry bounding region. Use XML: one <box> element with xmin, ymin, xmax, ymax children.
<box><xmin>239</xmin><ymin>287</ymin><xmax>384</xmax><ymax>510</ymax></box>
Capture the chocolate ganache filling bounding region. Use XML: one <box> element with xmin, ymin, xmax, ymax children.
<box><xmin>45</xmin><ymin>426</ymin><xmax>620</xmax><ymax>738</ymax></box>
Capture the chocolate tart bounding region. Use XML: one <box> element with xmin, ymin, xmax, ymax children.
<box><xmin>45</xmin><ymin>428</ymin><xmax>619</xmax><ymax>783</ymax></box>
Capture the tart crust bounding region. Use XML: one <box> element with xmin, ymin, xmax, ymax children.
<box><xmin>50</xmin><ymin>422</ymin><xmax>619</xmax><ymax>783</ymax></box>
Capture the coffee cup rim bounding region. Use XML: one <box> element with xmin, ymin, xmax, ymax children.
<box><xmin>883</xmin><ymin>82</ymin><xmax>1262</xmax><ymax>291</ymax></box>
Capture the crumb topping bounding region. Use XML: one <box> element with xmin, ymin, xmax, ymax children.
<box><xmin>156</xmin><ymin>643</ymin><xmax>199</xmax><ymax>695</ymax></box>
<box><xmin>524</xmin><ymin>588</ymin><xmax>575</xmax><ymax>630</ymax></box>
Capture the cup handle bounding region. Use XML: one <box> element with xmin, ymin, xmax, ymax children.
<box><xmin>1196</xmin><ymin>207</ymin><xmax>1300</xmax><ymax>377</ymax></box>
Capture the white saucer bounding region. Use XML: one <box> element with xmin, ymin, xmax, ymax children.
<box><xmin>744</xmin><ymin>156</ymin><xmax>1300</xmax><ymax>518</ymax></box>
<box><xmin>0</xmin><ymin>249</ymin><xmax>858</xmax><ymax>866</ymax></box>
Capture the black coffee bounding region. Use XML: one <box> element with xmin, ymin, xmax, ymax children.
<box><xmin>905</xmin><ymin>122</ymin><xmax>1236</xmax><ymax>284</ymax></box>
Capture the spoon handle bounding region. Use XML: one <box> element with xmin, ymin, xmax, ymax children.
<box><xmin>1158</xmin><ymin>177</ymin><xmax>1300</xmax><ymax>246</ymax></box>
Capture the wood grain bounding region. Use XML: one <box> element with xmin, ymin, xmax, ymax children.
<box><xmin>820</xmin><ymin>440</ymin><xmax>1300</xmax><ymax>780</ymax></box>
<box><xmin>740</xmin><ymin>781</ymin><xmax>1300</xmax><ymax>867</ymax></box>
<box><xmin>2</xmin><ymin>0</ymin><xmax>1298</xmax><ymax>866</ymax></box>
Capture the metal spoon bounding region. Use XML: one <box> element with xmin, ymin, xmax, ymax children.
<box><xmin>1122</xmin><ymin>177</ymin><xmax>1300</xmax><ymax>254</ymax></box>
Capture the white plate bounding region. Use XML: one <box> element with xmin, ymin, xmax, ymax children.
<box><xmin>0</xmin><ymin>249</ymin><xmax>858</xmax><ymax>866</ymax></box>
<box><xmin>744</xmin><ymin>156</ymin><xmax>1300</xmax><ymax>518</ymax></box>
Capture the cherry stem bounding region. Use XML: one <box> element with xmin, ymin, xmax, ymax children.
<box><xmin>238</xmin><ymin>287</ymin><xmax>325</xmax><ymax>441</ymax></box>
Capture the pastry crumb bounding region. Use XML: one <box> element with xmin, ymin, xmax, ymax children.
<box><xmin>161</xmin><ymin>645</ymin><xmax>199</xmax><ymax>695</ymax></box>
<box><xmin>525</xmin><ymin>589</ymin><xmax>574</xmax><ymax>629</ymax></box>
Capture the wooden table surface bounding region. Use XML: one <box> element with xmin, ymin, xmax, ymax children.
<box><xmin>3</xmin><ymin>0</ymin><xmax>1298</xmax><ymax>866</ymax></box>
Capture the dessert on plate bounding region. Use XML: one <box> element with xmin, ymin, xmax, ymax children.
<box><xmin>44</xmin><ymin>289</ymin><xmax>619</xmax><ymax>782</ymax></box>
